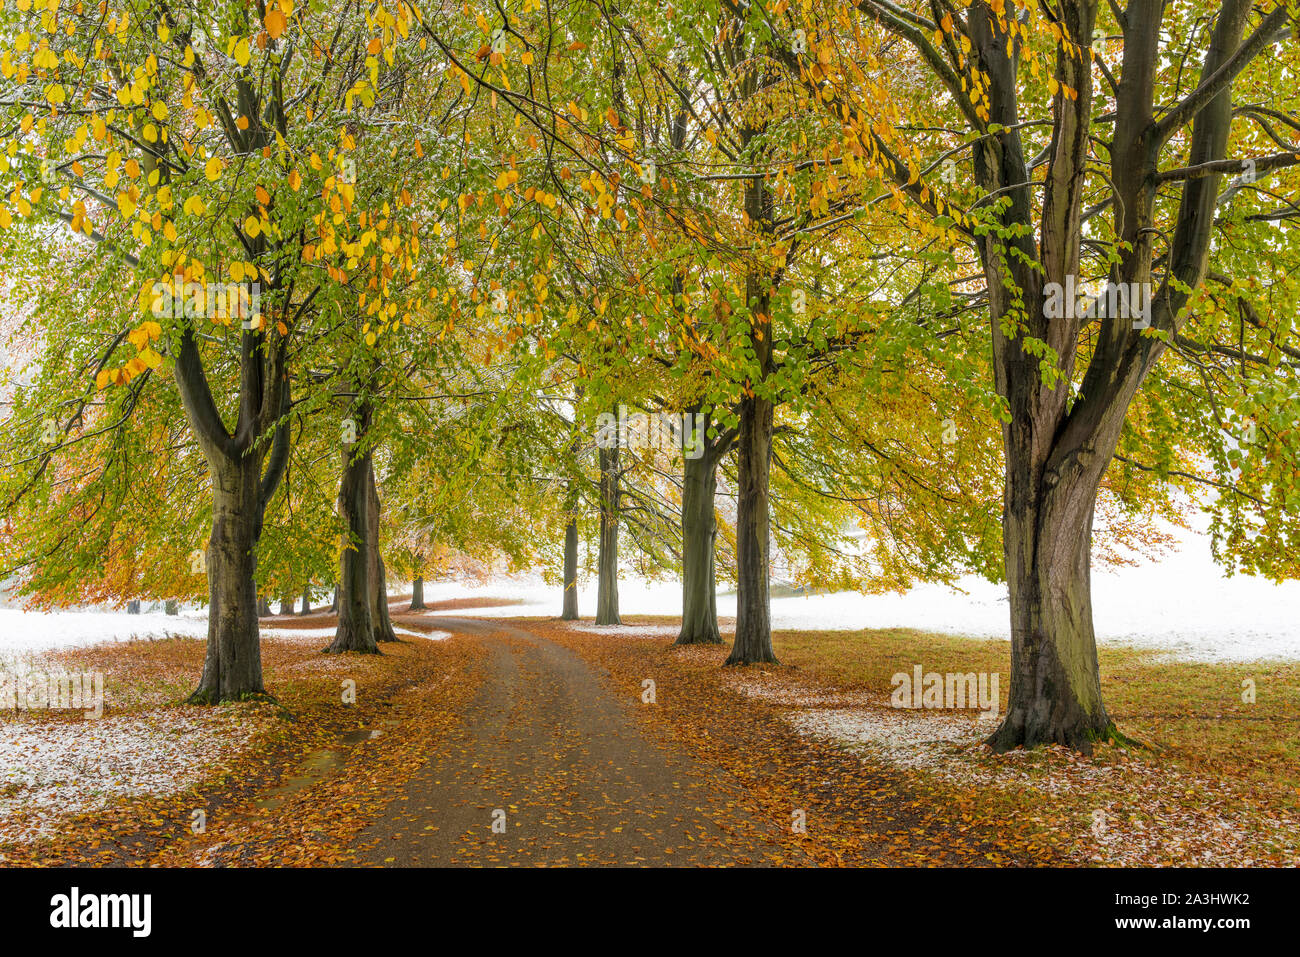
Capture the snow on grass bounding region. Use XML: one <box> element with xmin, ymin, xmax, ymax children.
<box><xmin>558</xmin><ymin>622</ymin><xmax>687</xmax><ymax>639</ymax></box>
<box><xmin>0</xmin><ymin>708</ymin><xmax>259</xmax><ymax>848</ymax></box>
<box><xmin>0</xmin><ymin>608</ymin><xmax>207</xmax><ymax>656</ymax></box>
<box><xmin>724</xmin><ymin>672</ymin><xmax>1298</xmax><ymax>866</ymax></box>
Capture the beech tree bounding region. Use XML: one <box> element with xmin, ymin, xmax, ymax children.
<box><xmin>781</xmin><ymin>0</ymin><xmax>1300</xmax><ymax>749</ymax></box>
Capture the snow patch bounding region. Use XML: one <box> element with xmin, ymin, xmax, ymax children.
<box><xmin>0</xmin><ymin>708</ymin><xmax>258</xmax><ymax>847</ymax></box>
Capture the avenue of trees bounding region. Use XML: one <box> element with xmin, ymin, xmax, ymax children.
<box><xmin>1</xmin><ymin>0</ymin><xmax>1298</xmax><ymax>752</ymax></box>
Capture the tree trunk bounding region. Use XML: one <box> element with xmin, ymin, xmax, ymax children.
<box><xmin>258</xmin><ymin>596</ymin><xmax>271</xmax><ymax>617</ymax></box>
<box><xmin>367</xmin><ymin>461</ymin><xmax>398</xmax><ymax>642</ymax></box>
<box><xmin>561</xmin><ymin>512</ymin><xmax>579</xmax><ymax>620</ymax></box>
<box><xmin>726</xmin><ymin>391</ymin><xmax>778</xmax><ymax>664</ymax></box>
<box><xmin>191</xmin><ymin>457</ymin><xmax>266</xmax><ymax>701</ymax></box>
<box><xmin>409</xmin><ymin>575</ymin><xmax>425</xmax><ymax>611</ymax></box>
<box><xmin>126</xmin><ymin>599</ymin><xmax>141</xmax><ymax>615</ymax></box>
<box><xmin>164</xmin><ymin>599</ymin><xmax>179</xmax><ymax>616</ymax></box>
<box><xmin>987</xmin><ymin>468</ymin><xmax>1115</xmax><ymax>753</ymax></box>
<box><xmin>278</xmin><ymin>596</ymin><xmax>293</xmax><ymax>616</ymax></box>
<box><xmin>300</xmin><ymin>587</ymin><xmax>311</xmax><ymax>615</ymax></box>
<box><xmin>372</xmin><ymin>552</ymin><xmax>398</xmax><ymax>642</ymax></box>
<box><xmin>595</xmin><ymin>439</ymin><xmax>620</xmax><ymax>625</ymax></box>
<box><xmin>676</xmin><ymin>443</ymin><xmax>721</xmax><ymax>645</ymax></box>
<box><xmin>327</xmin><ymin>429</ymin><xmax>380</xmax><ymax>654</ymax></box>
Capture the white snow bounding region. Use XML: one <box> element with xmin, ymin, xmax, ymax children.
<box><xmin>0</xmin><ymin>608</ymin><xmax>208</xmax><ymax>658</ymax></box>
<box><xmin>0</xmin><ymin>708</ymin><xmax>258</xmax><ymax>847</ymax></box>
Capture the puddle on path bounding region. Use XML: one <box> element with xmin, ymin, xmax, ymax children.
<box><xmin>255</xmin><ymin>727</ymin><xmax>386</xmax><ymax>812</ymax></box>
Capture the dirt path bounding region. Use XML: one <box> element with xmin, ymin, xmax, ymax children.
<box><xmin>350</xmin><ymin>617</ymin><xmax>781</xmax><ymax>866</ymax></box>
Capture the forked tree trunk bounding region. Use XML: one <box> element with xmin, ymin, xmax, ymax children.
<box><xmin>327</xmin><ymin>434</ymin><xmax>379</xmax><ymax>654</ymax></box>
<box><xmin>677</xmin><ymin>444</ymin><xmax>721</xmax><ymax>645</ymax></box>
<box><xmin>726</xmin><ymin>390</ymin><xmax>778</xmax><ymax>665</ymax></box>
<box><xmin>192</xmin><ymin>456</ymin><xmax>266</xmax><ymax>701</ymax></box>
<box><xmin>409</xmin><ymin>575</ymin><xmax>425</xmax><ymax>611</ymax></box>
<box><xmin>595</xmin><ymin>441</ymin><xmax>620</xmax><ymax>625</ymax></box>
<box><xmin>561</xmin><ymin>512</ymin><xmax>579</xmax><ymax>620</ymax></box>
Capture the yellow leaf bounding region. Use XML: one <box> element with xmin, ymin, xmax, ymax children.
<box><xmin>265</xmin><ymin>9</ymin><xmax>288</xmax><ymax>40</ymax></box>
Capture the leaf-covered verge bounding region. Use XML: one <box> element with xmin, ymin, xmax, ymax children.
<box><xmin>0</xmin><ymin>620</ymin><xmax>486</xmax><ymax>867</ymax></box>
<box><xmin>542</xmin><ymin>619</ymin><xmax>1300</xmax><ymax>867</ymax></box>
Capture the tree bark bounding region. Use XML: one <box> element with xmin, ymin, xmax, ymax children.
<box><xmin>300</xmin><ymin>587</ymin><xmax>311</xmax><ymax>615</ymax></box>
<box><xmin>258</xmin><ymin>596</ymin><xmax>271</xmax><ymax>617</ymax></box>
<box><xmin>327</xmin><ymin>417</ymin><xmax>379</xmax><ymax>654</ymax></box>
<box><xmin>367</xmin><ymin>461</ymin><xmax>398</xmax><ymax>642</ymax></box>
<box><xmin>409</xmin><ymin>575</ymin><xmax>425</xmax><ymax>611</ymax></box>
<box><xmin>726</xmin><ymin>390</ymin><xmax>778</xmax><ymax>664</ymax></box>
<box><xmin>676</xmin><ymin>436</ymin><xmax>722</xmax><ymax>645</ymax></box>
<box><xmin>561</xmin><ymin>515</ymin><xmax>579</xmax><ymax>620</ymax></box>
<box><xmin>372</xmin><ymin>550</ymin><xmax>398</xmax><ymax>642</ymax></box>
<box><xmin>726</xmin><ymin>145</ymin><xmax>778</xmax><ymax>665</ymax></box>
<box><xmin>561</xmin><ymin>481</ymin><xmax>580</xmax><ymax>620</ymax></box>
<box><xmin>192</xmin><ymin>455</ymin><xmax>267</xmax><ymax>701</ymax></box>
<box><xmin>164</xmin><ymin>599</ymin><xmax>179</xmax><ymax>616</ymax></box>
<box><xmin>278</xmin><ymin>596</ymin><xmax>293</xmax><ymax>616</ymax></box>
<box><xmin>126</xmin><ymin>599</ymin><xmax>141</xmax><ymax>615</ymax></box>
<box><xmin>595</xmin><ymin>438</ymin><xmax>620</xmax><ymax>625</ymax></box>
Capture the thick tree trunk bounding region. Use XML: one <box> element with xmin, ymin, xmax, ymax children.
<box><xmin>278</xmin><ymin>596</ymin><xmax>293</xmax><ymax>616</ymax></box>
<box><xmin>327</xmin><ymin>438</ymin><xmax>379</xmax><ymax>654</ymax></box>
<box><xmin>300</xmin><ymin>587</ymin><xmax>311</xmax><ymax>615</ymax></box>
<box><xmin>190</xmin><ymin>458</ymin><xmax>266</xmax><ymax>701</ymax></box>
<box><xmin>987</xmin><ymin>477</ymin><xmax>1115</xmax><ymax>754</ymax></box>
<box><xmin>676</xmin><ymin>445</ymin><xmax>721</xmax><ymax>645</ymax></box>
<box><xmin>561</xmin><ymin>512</ymin><xmax>579</xmax><ymax>620</ymax></box>
<box><xmin>409</xmin><ymin>575</ymin><xmax>425</xmax><ymax>611</ymax></box>
<box><xmin>126</xmin><ymin>600</ymin><xmax>141</xmax><ymax>614</ymax></box>
<box><xmin>595</xmin><ymin>440</ymin><xmax>620</xmax><ymax>625</ymax></box>
<box><xmin>726</xmin><ymin>392</ymin><xmax>778</xmax><ymax>665</ymax></box>
<box><xmin>164</xmin><ymin>599</ymin><xmax>179</xmax><ymax>616</ymax></box>
<box><xmin>258</xmin><ymin>596</ymin><xmax>271</xmax><ymax>617</ymax></box>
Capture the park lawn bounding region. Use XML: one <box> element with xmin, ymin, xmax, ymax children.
<box><xmin>549</xmin><ymin>615</ymin><xmax>1300</xmax><ymax>866</ymax></box>
<box><xmin>0</xmin><ymin>622</ymin><xmax>481</xmax><ymax>866</ymax></box>
<box><xmin>770</xmin><ymin>626</ymin><xmax>1300</xmax><ymax>795</ymax></box>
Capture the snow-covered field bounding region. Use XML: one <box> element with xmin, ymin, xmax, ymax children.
<box><xmin>2</xmin><ymin>520</ymin><xmax>1298</xmax><ymax>662</ymax></box>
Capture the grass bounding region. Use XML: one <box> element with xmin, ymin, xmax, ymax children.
<box><xmin>770</xmin><ymin>626</ymin><xmax>1300</xmax><ymax>795</ymax></box>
